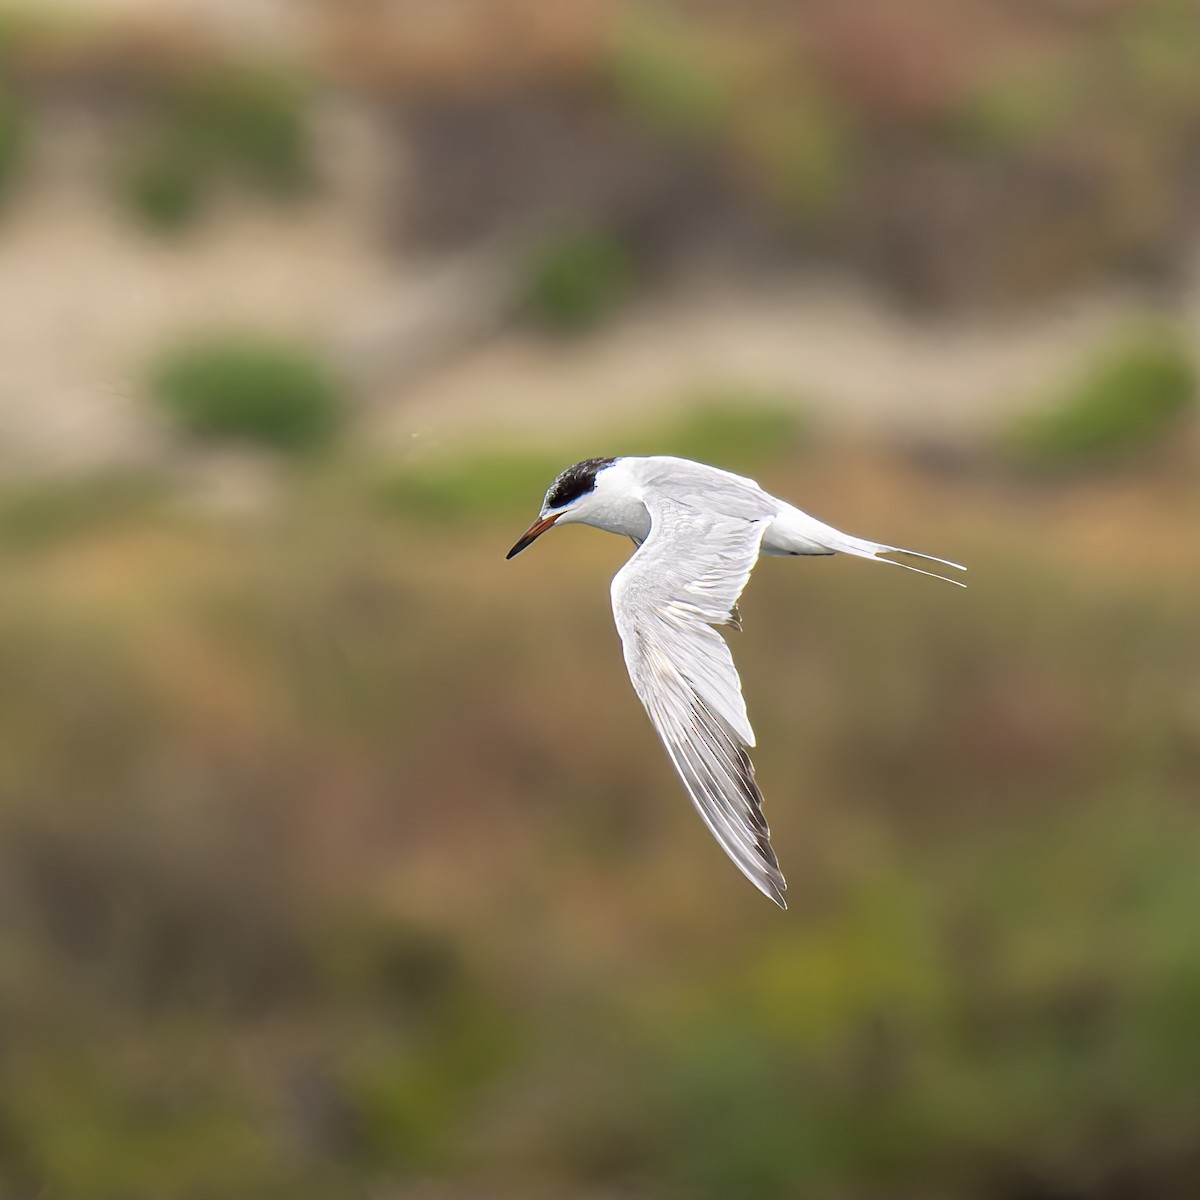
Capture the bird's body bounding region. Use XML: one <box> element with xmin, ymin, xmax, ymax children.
<box><xmin>507</xmin><ymin>455</ymin><xmax>964</xmax><ymax>908</ymax></box>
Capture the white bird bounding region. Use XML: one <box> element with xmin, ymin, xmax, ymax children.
<box><xmin>507</xmin><ymin>456</ymin><xmax>965</xmax><ymax>908</ymax></box>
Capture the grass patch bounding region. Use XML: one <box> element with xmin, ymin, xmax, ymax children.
<box><xmin>1118</xmin><ymin>0</ymin><xmax>1200</xmax><ymax>117</ymax></box>
<box><xmin>0</xmin><ymin>85</ymin><xmax>29</xmax><ymax>201</ymax></box>
<box><xmin>739</xmin><ymin>86</ymin><xmax>857</xmax><ymax>226</ymax></box>
<box><xmin>940</xmin><ymin>62</ymin><xmax>1082</xmax><ymax>157</ymax></box>
<box><xmin>374</xmin><ymin>449</ymin><xmax>566</xmax><ymax>523</ymax></box>
<box><xmin>179</xmin><ymin>65</ymin><xmax>313</xmax><ymax>198</ymax></box>
<box><xmin>609</xmin><ymin>8</ymin><xmax>730</xmax><ymax>141</ymax></box>
<box><xmin>148</xmin><ymin>335</ymin><xmax>343</xmax><ymax>454</ymax></box>
<box><xmin>375</xmin><ymin>396</ymin><xmax>804</xmax><ymax>522</ymax></box>
<box><xmin>636</xmin><ymin>391</ymin><xmax>804</xmax><ymax>470</ymax></box>
<box><xmin>520</xmin><ymin>229</ymin><xmax>634</xmax><ymax>333</ymax></box>
<box><xmin>117</xmin><ymin>134</ymin><xmax>205</xmax><ymax>233</ymax></box>
<box><xmin>1004</xmin><ymin>327</ymin><xmax>1196</xmax><ymax>468</ymax></box>
<box><xmin>0</xmin><ymin>474</ymin><xmax>168</xmax><ymax>551</ymax></box>
<box><xmin>767</xmin><ymin>101</ymin><xmax>854</xmax><ymax>224</ymax></box>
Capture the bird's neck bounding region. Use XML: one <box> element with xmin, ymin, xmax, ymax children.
<box><xmin>568</xmin><ymin>491</ymin><xmax>652</xmax><ymax>542</ymax></box>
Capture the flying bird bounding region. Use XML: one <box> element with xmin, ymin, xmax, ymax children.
<box><xmin>507</xmin><ymin>456</ymin><xmax>965</xmax><ymax>908</ymax></box>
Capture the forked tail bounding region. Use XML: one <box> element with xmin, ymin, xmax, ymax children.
<box><xmin>839</xmin><ymin>535</ymin><xmax>966</xmax><ymax>587</ymax></box>
<box><xmin>767</xmin><ymin>507</ymin><xmax>967</xmax><ymax>585</ymax></box>
<box><xmin>869</xmin><ymin>544</ymin><xmax>966</xmax><ymax>587</ymax></box>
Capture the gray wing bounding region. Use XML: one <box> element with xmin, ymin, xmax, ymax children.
<box><xmin>610</xmin><ymin>494</ymin><xmax>786</xmax><ymax>907</ymax></box>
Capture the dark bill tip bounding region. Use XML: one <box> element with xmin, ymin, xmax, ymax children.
<box><xmin>506</xmin><ymin>512</ymin><xmax>559</xmax><ymax>560</ymax></box>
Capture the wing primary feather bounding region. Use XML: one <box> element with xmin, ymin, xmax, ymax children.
<box><xmin>650</xmin><ymin>681</ymin><xmax>785</xmax><ymax>905</ymax></box>
<box><xmin>688</xmin><ymin>697</ymin><xmax>784</xmax><ymax>887</ymax></box>
<box><xmin>610</xmin><ymin>493</ymin><xmax>786</xmax><ymax>907</ymax></box>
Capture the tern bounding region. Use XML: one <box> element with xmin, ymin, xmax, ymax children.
<box><xmin>507</xmin><ymin>455</ymin><xmax>964</xmax><ymax>908</ymax></box>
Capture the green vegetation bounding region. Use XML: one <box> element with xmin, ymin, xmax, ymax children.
<box><xmin>1118</xmin><ymin>0</ymin><xmax>1200</xmax><ymax>117</ymax></box>
<box><xmin>376</xmin><ymin>397</ymin><xmax>803</xmax><ymax>519</ymax></box>
<box><xmin>761</xmin><ymin>94</ymin><xmax>855</xmax><ymax>224</ymax></box>
<box><xmin>609</xmin><ymin>14</ymin><xmax>856</xmax><ymax>227</ymax></box>
<box><xmin>0</xmin><ymin>85</ymin><xmax>28</xmax><ymax>200</ymax></box>
<box><xmin>610</xmin><ymin>8</ymin><xmax>730</xmax><ymax>140</ymax></box>
<box><xmin>520</xmin><ymin>228</ymin><xmax>634</xmax><ymax>332</ymax></box>
<box><xmin>625</xmin><ymin>809</ymin><xmax>1200</xmax><ymax>1200</ymax></box>
<box><xmin>184</xmin><ymin>66</ymin><xmax>313</xmax><ymax>197</ymax></box>
<box><xmin>637</xmin><ymin>390</ymin><xmax>804</xmax><ymax>469</ymax></box>
<box><xmin>149</xmin><ymin>335</ymin><xmax>343</xmax><ymax>454</ymax></box>
<box><xmin>117</xmin><ymin>65</ymin><xmax>314</xmax><ymax>232</ymax></box>
<box><xmin>118</xmin><ymin>134</ymin><xmax>205</xmax><ymax>233</ymax></box>
<box><xmin>1004</xmin><ymin>327</ymin><xmax>1196</xmax><ymax>467</ymax></box>
<box><xmin>0</xmin><ymin>473</ymin><xmax>167</xmax><ymax>550</ymax></box>
<box><xmin>596</xmin><ymin>1</ymin><xmax>1200</xmax><ymax>303</ymax></box>
<box><xmin>375</xmin><ymin>447</ymin><xmax>564</xmax><ymax>521</ymax></box>
<box><xmin>942</xmin><ymin>64</ymin><xmax>1082</xmax><ymax>157</ymax></box>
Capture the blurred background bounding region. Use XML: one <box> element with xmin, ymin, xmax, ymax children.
<box><xmin>1</xmin><ymin>1</ymin><xmax>1199</xmax><ymax>1197</ymax></box>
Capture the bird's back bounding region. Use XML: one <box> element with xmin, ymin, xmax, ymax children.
<box><xmin>626</xmin><ymin>457</ymin><xmax>777</xmax><ymax>523</ymax></box>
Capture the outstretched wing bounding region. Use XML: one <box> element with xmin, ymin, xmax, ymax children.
<box><xmin>610</xmin><ymin>494</ymin><xmax>785</xmax><ymax>907</ymax></box>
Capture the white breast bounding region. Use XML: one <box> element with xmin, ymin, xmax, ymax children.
<box><xmin>577</xmin><ymin>489</ymin><xmax>652</xmax><ymax>540</ymax></box>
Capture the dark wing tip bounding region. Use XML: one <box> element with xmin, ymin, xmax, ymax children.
<box><xmin>751</xmin><ymin>828</ymin><xmax>788</xmax><ymax>909</ymax></box>
<box><xmin>682</xmin><ymin>694</ymin><xmax>788</xmax><ymax>909</ymax></box>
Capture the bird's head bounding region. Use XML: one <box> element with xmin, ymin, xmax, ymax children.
<box><xmin>506</xmin><ymin>457</ymin><xmax>618</xmax><ymax>559</ymax></box>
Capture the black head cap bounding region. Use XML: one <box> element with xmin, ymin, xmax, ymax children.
<box><xmin>544</xmin><ymin>457</ymin><xmax>617</xmax><ymax>511</ymax></box>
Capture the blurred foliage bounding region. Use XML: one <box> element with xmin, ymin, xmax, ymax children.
<box><xmin>375</xmin><ymin>447</ymin><xmax>564</xmax><ymax>523</ymax></box>
<box><xmin>117</xmin><ymin>65</ymin><xmax>314</xmax><ymax>232</ymax></box>
<box><xmin>149</xmin><ymin>335</ymin><xmax>343</xmax><ymax>454</ymax></box>
<box><xmin>376</xmin><ymin>398</ymin><xmax>802</xmax><ymax>520</ymax></box>
<box><xmin>208</xmin><ymin>71</ymin><xmax>313</xmax><ymax>197</ymax></box>
<box><xmin>1005</xmin><ymin>326</ymin><xmax>1196</xmax><ymax>468</ymax></box>
<box><xmin>520</xmin><ymin>228</ymin><xmax>634</xmax><ymax>332</ymax></box>
<box><xmin>637</xmin><ymin>392</ymin><xmax>804</xmax><ymax>470</ymax></box>
<box><xmin>609</xmin><ymin>8</ymin><xmax>857</xmax><ymax>229</ymax></box>
<box><xmin>593</xmin><ymin>0</ymin><xmax>1200</xmax><ymax>297</ymax></box>
<box><xmin>0</xmin><ymin>473</ymin><xmax>167</xmax><ymax>550</ymax></box>
<box><xmin>746</xmin><ymin>90</ymin><xmax>856</xmax><ymax>224</ymax></box>
<box><xmin>0</xmin><ymin>84</ymin><xmax>28</xmax><ymax>200</ymax></box>
<box><xmin>942</xmin><ymin>64</ymin><xmax>1083</xmax><ymax>158</ymax></box>
<box><xmin>610</xmin><ymin>8</ymin><xmax>731</xmax><ymax>140</ymax></box>
<box><xmin>0</xmin><ymin>439</ymin><xmax>1198</xmax><ymax>1198</ymax></box>
<box><xmin>931</xmin><ymin>7</ymin><xmax>1200</xmax><ymax>160</ymax></box>
<box><xmin>595</xmin><ymin>806</ymin><xmax>1200</xmax><ymax>1200</ymax></box>
<box><xmin>1117</xmin><ymin>0</ymin><xmax>1200</xmax><ymax>118</ymax></box>
<box><xmin>117</xmin><ymin>133</ymin><xmax>206</xmax><ymax>233</ymax></box>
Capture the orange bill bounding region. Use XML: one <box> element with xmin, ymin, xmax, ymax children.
<box><xmin>506</xmin><ymin>512</ymin><xmax>560</xmax><ymax>559</ymax></box>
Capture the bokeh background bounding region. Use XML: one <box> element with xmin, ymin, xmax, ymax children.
<box><xmin>2</xmin><ymin>2</ymin><xmax>1199</xmax><ymax>1197</ymax></box>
